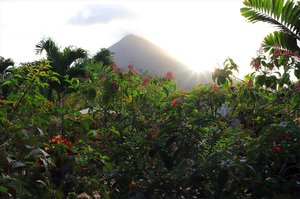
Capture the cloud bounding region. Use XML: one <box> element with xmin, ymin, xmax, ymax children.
<box><xmin>68</xmin><ymin>4</ymin><xmax>136</xmax><ymax>25</ymax></box>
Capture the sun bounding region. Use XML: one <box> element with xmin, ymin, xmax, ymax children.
<box><xmin>187</xmin><ymin>64</ymin><xmax>208</xmax><ymax>73</ymax></box>
<box><xmin>178</xmin><ymin>56</ymin><xmax>216</xmax><ymax>74</ymax></box>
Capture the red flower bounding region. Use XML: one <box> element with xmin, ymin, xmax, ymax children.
<box><xmin>271</xmin><ymin>146</ymin><xmax>281</xmax><ymax>152</ymax></box>
<box><xmin>128</xmin><ymin>65</ymin><xmax>137</xmax><ymax>74</ymax></box>
<box><xmin>143</xmin><ymin>77</ymin><xmax>151</xmax><ymax>84</ymax></box>
<box><xmin>61</xmin><ymin>139</ymin><xmax>73</xmax><ymax>148</ymax></box>
<box><xmin>164</xmin><ymin>71</ymin><xmax>174</xmax><ymax>79</ymax></box>
<box><xmin>50</xmin><ymin>135</ymin><xmax>73</xmax><ymax>148</ymax></box>
<box><xmin>213</xmin><ymin>84</ymin><xmax>219</xmax><ymax>94</ymax></box>
<box><xmin>128</xmin><ymin>181</ymin><xmax>137</xmax><ymax>190</ymax></box>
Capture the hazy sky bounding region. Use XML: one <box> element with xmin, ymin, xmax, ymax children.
<box><xmin>0</xmin><ymin>0</ymin><xmax>274</xmax><ymax>76</ymax></box>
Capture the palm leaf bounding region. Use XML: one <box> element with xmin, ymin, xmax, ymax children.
<box><xmin>0</xmin><ymin>57</ymin><xmax>14</xmax><ymax>74</ymax></box>
<box><xmin>61</xmin><ymin>47</ymin><xmax>87</xmax><ymax>68</ymax></box>
<box><xmin>35</xmin><ymin>38</ymin><xmax>60</xmax><ymax>57</ymax></box>
<box><xmin>241</xmin><ymin>0</ymin><xmax>300</xmax><ymax>40</ymax></box>
<box><xmin>262</xmin><ymin>31</ymin><xmax>299</xmax><ymax>53</ymax></box>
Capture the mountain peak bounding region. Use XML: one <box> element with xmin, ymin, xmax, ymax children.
<box><xmin>121</xmin><ymin>34</ymin><xmax>142</xmax><ymax>40</ymax></box>
<box><xmin>108</xmin><ymin>34</ymin><xmax>213</xmax><ymax>89</ymax></box>
<box><xmin>110</xmin><ymin>34</ymin><xmax>169</xmax><ymax>58</ymax></box>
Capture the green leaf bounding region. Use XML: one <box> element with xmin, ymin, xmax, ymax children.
<box><xmin>104</xmin><ymin>162</ymin><xmax>113</xmax><ymax>171</ymax></box>
<box><xmin>256</xmin><ymin>75</ymin><xmax>265</xmax><ymax>86</ymax></box>
<box><xmin>218</xmin><ymin>76</ymin><xmax>227</xmax><ymax>85</ymax></box>
<box><xmin>222</xmin><ymin>80</ymin><xmax>229</xmax><ymax>89</ymax></box>
<box><xmin>102</xmin><ymin>190</ymin><xmax>110</xmax><ymax>199</ymax></box>
<box><xmin>110</xmin><ymin>126</ymin><xmax>120</xmax><ymax>137</ymax></box>
<box><xmin>12</xmin><ymin>161</ymin><xmax>26</xmax><ymax>169</ymax></box>
<box><xmin>54</xmin><ymin>190</ymin><xmax>64</xmax><ymax>199</ymax></box>
<box><xmin>36</xmin><ymin>180</ymin><xmax>47</xmax><ymax>187</ymax></box>
<box><xmin>0</xmin><ymin>186</ymin><xmax>8</xmax><ymax>193</ymax></box>
<box><xmin>87</xmin><ymin>130</ymin><xmax>98</xmax><ymax>137</ymax></box>
<box><xmin>1</xmin><ymin>80</ymin><xmax>11</xmax><ymax>86</ymax></box>
<box><xmin>81</xmin><ymin>120</ymin><xmax>90</xmax><ymax>131</ymax></box>
<box><xmin>29</xmin><ymin>148</ymin><xmax>49</xmax><ymax>157</ymax></box>
<box><xmin>14</xmin><ymin>74</ymin><xmax>22</xmax><ymax>79</ymax></box>
<box><xmin>87</xmin><ymin>88</ymin><xmax>96</xmax><ymax>101</ymax></box>
<box><xmin>265</xmin><ymin>75</ymin><xmax>277</xmax><ymax>89</ymax></box>
<box><xmin>163</xmin><ymin>86</ymin><xmax>169</xmax><ymax>97</ymax></box>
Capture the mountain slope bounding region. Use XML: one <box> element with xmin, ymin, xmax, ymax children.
<box><xmin>109</xmin><ymin>34</ymin><xmax>213</xmax><ymax>89</ymax></box>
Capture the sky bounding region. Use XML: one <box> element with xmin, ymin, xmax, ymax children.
<box><xmin>0</xmin><ymin>0</ymin><xmax>274</xmax><ymax>77</ymax></box>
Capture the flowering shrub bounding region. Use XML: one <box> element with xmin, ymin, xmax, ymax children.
<box><xmin>164</xmin><ymin>70</ymin><xmax>174</xmax><ymax>79</ymax></box>
<box><xmin>0</xmin><ymin>37</ymin><xmax>300</xmax><ymax>199</ymax></box>
<box><xmin>50</xmin><ymin>135</ymin><xmax>73</xmax><ymax>148</ymax></box>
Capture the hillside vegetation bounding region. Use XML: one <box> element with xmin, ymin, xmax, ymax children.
<box><xmin>0</xmin><ymin>0</ymin><xmax>300</xmax><ymax>198</ymax></box>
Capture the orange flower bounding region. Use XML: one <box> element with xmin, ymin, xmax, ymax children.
<box><xmin>171</xmin><ymin>99</ymin><xmax>177</xmax><ymax>107</ymax></box>
<box><xmin>50</xmin><ymin>135</ymin><xmax>61</xmax><ymax>143</ymax></box>
<box><xmin>49</xmin><ymin>135</ymin><xmax>73</xmax><ymax>148</ymax></box>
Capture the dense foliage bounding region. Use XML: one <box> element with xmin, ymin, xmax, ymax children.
<box><xmin>1</xmin><ymin>0</ymin><xmax>300</xmax><ymax>198</ymax></box>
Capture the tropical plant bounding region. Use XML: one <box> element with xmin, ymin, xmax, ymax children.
<box><xmin>1</xmin><ymin>2</ymin><xmax>300</xmax><ymax>197</ymax></box>
<box><xmin>241</xmin><ymin>0</ymin><xmax>300</xmax><ymax>55</ymax></box>
<box><xmin>0</xmin><ymin>56</ymin><xmax>14</xmax><ymax>74</ymax></box>
<box><xmin>0</xmin><ymin>56</ymin><xmax>14</xmax><ymax>81</ymax></box>
<box><xmin>93</xmin><ymin>48</ymin><xmax>114</xmax><ymax>66</ymax></box>
<box><xmin>241</xmin><ymin>0</ymin><xmax>300</xmax><ymax>91</ymax></box>
<box><xmin>35</xmin><ymin>38</ymin><xmax>88</xmax><ymax>104</ymax></box>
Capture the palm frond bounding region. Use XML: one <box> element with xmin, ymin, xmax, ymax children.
<box><xmin>262</xmin><ymin>31</ymin><xmax>299</xmax><ymax>53</ymax></box>
<box><xmin>0</xmin><ymin>57</ymin><xmax>14</xmax><ymax>74</ymax></box>
<box><xmin>36</xmin><ymin>38</ymin><xmax>59</xmax><ymax>55</ymax></box>
<box><xmin>241</xmin><ymin>0</ymin><xmax>300</xmax><ymax>40</ymax></box>
<box><xmin>62</xmin><ymin>47</ymin><xmax>87</xmax><ymax>67</ymax></box>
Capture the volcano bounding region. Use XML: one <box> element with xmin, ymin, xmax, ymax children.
<box><xmin>109</xmin><ymin>34</ymin><xmax>213</xmax><ymax>90</ymax></box>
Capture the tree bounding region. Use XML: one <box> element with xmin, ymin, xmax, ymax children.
<box><xmin>0</xmin><ymin>56</ymin><xmax>15</xmax><ymax>98</ymax></box>
<box><xmin>35</xmin><ymin>38</ymin><xmax>88</xmax><ymax>103</ymax></box>
<box><xmin>0</xmin><ymin>56</ymin><xmax>14</xmax><ymax>78</ymax></box>
<box><xmin>93</xmin><ymin>48</ymin><xmax>114</xmax><ymax>66</ymax></box>
<box><xmin>241</xmin><ymin>0</ymin><xmax>300</xmax><ymax>55</ymax></box>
